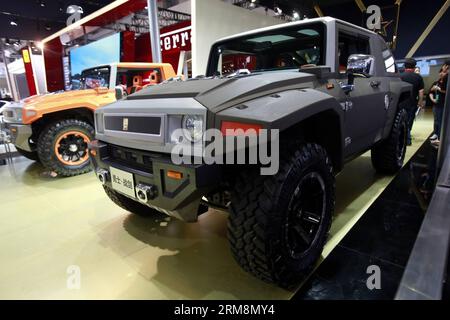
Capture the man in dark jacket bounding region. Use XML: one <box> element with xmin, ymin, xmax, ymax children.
<box><xmin>400</xmin><ymin>58</ymin><xmax>425</xmax><ymax>145</ymax></box>
<box><xmin>430</xmin><ymin>65</ymin><xmax>449</xmax><ymax>147</ymax></box>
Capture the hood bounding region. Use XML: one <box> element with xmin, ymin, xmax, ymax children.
<box><xmin>23</xmin><ymin>89</ymin><xmax>107</xmax><ymax>109</ymax></box>
<box><xmin>127</xmin><ymin>70</ymin><xmax>317</xmax><ymax>112</ymax></box>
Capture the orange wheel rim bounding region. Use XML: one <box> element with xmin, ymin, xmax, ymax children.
<box><xmin>54</xmin><ymin>131</ymin><xmax>91</xmax><ymax>166</ymax></box>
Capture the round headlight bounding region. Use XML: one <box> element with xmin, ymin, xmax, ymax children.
<box><xmin>182</xmin><ymin>115</ymin><xmax>203</xmax><ymax>142</ymax></box>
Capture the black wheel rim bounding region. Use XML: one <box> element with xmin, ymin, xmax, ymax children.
<box><xmin>55</xmin><ymin>131</ymin><xmax>90</xmax><ymax>166</ymax></box>
<box><xmin>397</xmin><ymin>122</ymin><xmax>407</xmax><ymax>164</ymax></box>
<box><xmin>285</xmin><ymin>172</ymin><xmax>326</xmax><ymax>259</ymax></box>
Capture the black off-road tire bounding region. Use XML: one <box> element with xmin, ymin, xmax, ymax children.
<box><xmin>103</xmin><ymin>185</ymin><xmax>162</xmax><ymax>218</ymax></box>
<box><xmin>15</xmin><ymin>147</ymin><xmax>40</xmax><ymax>161</ymax></box>
<box><xmin>37</xmin><ymin>119</ymin><xmax>94</xmax><ymax>177</ymax></box>
<box><xmin>371</xmin><ymin>107</ymin><xmax>408</xmax><ymax>174</ymax></box>
<box><xmin>228</xmin><ymin>143</ymin><xmax>335</xmax><ymax>288</ymax></box>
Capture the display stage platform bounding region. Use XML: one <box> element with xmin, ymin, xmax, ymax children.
<box><xmin>295</xmin><ymin>133</ymin><xmax>437</xmax><ymax>299</ymax></box>
<box><xmin>0</xmin><ymin>111</ymin><xmax>433</xmax><ymax>299</ymax></box>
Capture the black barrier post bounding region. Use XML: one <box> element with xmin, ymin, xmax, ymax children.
<box><xmin>396</xmin><ymin>70</ymin><xmax>450</xmax><ymax>300</ymax></box>
<box><xmin>437</xmin><ymin>73</ymin><xmax>450</xmax><ymax>179</ymax></box>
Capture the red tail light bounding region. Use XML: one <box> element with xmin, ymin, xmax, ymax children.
<box><xmin>220</xmin><ymin>121</ymin><xmax>263</xmax><ymax>136</ymax></box>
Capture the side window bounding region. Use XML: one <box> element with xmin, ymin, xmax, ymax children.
<box><xmin>338</xmin><ymin>32</ymin><xmax>370</xmax><ymax>73</ymax></box>
<box><xmin>116</xmin><ymin>68</ymin><xmax>162</xmax><ymax>94</ymax></box>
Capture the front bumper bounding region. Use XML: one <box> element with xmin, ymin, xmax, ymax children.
<box><xmin>88</xmin><ymin>140</ymin><xmax>222</xmax><ymax>222</ymax></box>
<box><xmin>5</xmin><ymin>123</ymin><xmax>33</xmax><ymax>152</ymax></box>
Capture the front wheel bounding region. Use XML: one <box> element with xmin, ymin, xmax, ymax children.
<box><xmin>228</xmin><ymin>143</ymin><xmax>335</xmax><ymax>288</ymax></box>
<box><xmin>37</xmin><ymin>119</ymin><xmax>94</xmax><ymax>176</ymax></box>
<box><xmin>371</xmin><ymin>108</ymin><xmax>408</xmax><ymax>174</ymax></box>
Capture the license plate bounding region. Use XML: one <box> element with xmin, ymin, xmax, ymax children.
<box><xmin>110</xmin><ymin>167</ymin><xmax>135</xmax><ymax>198</ymax></box>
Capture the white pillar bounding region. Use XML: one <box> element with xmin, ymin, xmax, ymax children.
<box><xmin>147</xmin><ymin>0</ymin><xmax>162</xmax><ymax>63</ymax></box>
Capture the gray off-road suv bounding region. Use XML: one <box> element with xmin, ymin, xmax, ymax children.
<box><xmin>89</xmin><ymin>17</ymin><xmax>412</xmax><ymax>287</ymax></box>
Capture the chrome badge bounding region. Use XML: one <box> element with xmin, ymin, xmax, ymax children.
<box><xmin>122</xmin><ymin>118</ymin><xmax>129</xmax><ymax>131</ymax></box>
<box><xmin>384</xmin><ymin>94</ymin><xmax>390</xmax><ymax>110</ymax></box>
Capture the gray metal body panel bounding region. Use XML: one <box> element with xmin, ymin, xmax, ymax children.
<box><xmin>91</xmin><ymin>17</ymin><xmax>412</xmax><ymax>221</ymax></box>
<box><xmin>6</xmin><ymin>124</ymin><xmax>33</xmax><ymax>152</ymax></box>
<box><xmin>128</xmin><ymin>71</ymin><xmax>317</xmax><ymax>113</ymax></box>
<box><xmin>216</xmin><ymin>88</ymin><xmax>341</xmax><ymax>127</ymax></box>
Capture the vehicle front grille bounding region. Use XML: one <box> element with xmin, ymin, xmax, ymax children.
<box><xmin>106</xmin><ymin>144</ymin><xmax>155</xmax><ymax>174</ymax></box>
<box><xmin>104</xmin><ymin>115</ymin><xmax>161</xmax><ymax>135</ymax></box>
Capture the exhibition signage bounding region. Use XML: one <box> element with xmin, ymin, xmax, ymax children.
<box><xmin>159</xmin><ymin>25</ymin><xmax>191</xmax><ymax>54</ymax></box>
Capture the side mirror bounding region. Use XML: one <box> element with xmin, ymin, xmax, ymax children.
<box><xmin>340</xmin><ymin>54</ymin><xmax>376</xmax><ymax>94</ymax></box>
<box><xmin>94</xmin><ymin>86</ymin><xmax>109</xmax><ymax>94</ymax></box>
<box><xmin>114</xmin><ymin>86</ymin><xmax>126</xmax><ymax>100</ymax></box>
<box><xmin>347</xmin><ymin>54</ymin><xmax>376</xmax><ymax>81</ymax></box>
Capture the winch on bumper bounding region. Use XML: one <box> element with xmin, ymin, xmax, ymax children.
<box><xmin>88</xmin><ymin>140</ymin><xmax>221</xmax><ymax>222</ymax></box>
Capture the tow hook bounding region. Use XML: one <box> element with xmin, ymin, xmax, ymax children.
<box><xmin>135</xmin><ymin>184</ymin><xmax>158</xmax><ymax>202</ymax></box>
<box><xmin>97</xmin><ymin>169</ymin><xmax>109</xmax><ymax>185</ymax></box>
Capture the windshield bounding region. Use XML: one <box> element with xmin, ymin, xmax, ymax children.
<box><xmin>207</xmin><ymin>22</ymin><xmax>325</xmax><ymax>76</ymax></box>
<box><xmin>79</xmin><ymin>66</ymin><xmax>111</xmax><ymax>90</ymax></box>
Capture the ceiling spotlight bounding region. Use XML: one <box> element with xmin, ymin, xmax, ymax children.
<box><xmin>10</xmin><ymin>18</ymin><xmax>18</xmax><ymax>26</ymax></box>
<box><xmin>66</xmin><ymin>5</ymin><xmax>83</xmax><ymax>14</ymax></box>
<box><xmin>45</xmin><ymin>24</ymin><xmax>51</xmax><ymax>31</ymax></box>
<box><xmin>39</xmin><ymin>1</ymin><xmax>46</xmax><ymax>7</ymax></box>
<box><xmin>275</xmin><ymin>7</ymin><xmax>282</xmax><ymax>15</ymax></box>
<box><xmin>292</xmin><ymin>11</ymin><xmax>300</xmax><ymax>20</ymax></box>
<box><xmin>5</xmin><ymin>39</ymin><xmax>11</xmax><ymax>46</ymax></box>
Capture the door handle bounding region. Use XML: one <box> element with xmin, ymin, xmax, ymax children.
<box><xmin>370</xmin><ymin>80</ymin><xmax>381</xmax><ymax>88</ymax></box>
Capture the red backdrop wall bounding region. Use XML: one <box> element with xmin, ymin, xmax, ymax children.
<box><xmin>131</xmin><ymin>20</ymin><xmax>191</xmax><ymax>72</ymax></box>
<box><xmin>44</xmin><ymin>20</ymin><xmax>191</xmax><ymax>92</ymax></box>
<box><xmin>43</xmin><ymin>39</ymin><xmax>64</xmax><ymax>92</ymax></box>
<box><xmin>21</xmin><ymin>48</ymin><xmax>37</xmax><ymax>96</ymax></box>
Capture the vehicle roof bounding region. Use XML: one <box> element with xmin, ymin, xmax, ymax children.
<box><xmin>214</xmin><ymin>16</ymin><xmax>377</xmax><ymax>44</ymax></box>
<box><xmin>115</xmin><ymin>62</ymin><xmax>173</xmax><ymax>69</ymax></box>
<box><xmin>81</xmin><ymin>62</ymin><xmax>173</xmax><ymax>73</ymax></box>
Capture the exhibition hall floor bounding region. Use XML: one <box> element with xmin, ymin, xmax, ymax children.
<box><xmin>0</xmin><ymin>112</ymin><xmax>433</xmax><ymax>299</ymax></box>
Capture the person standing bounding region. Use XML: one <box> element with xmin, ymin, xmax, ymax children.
<box><xmin>400</xmin><ymin>58</ymin><xmax>425</xmax><ymax>145</ymax></box>
<box><xmin>443</xmin><ymin>59</ymin><xmax>450</xmax><ymax>73</ymax></box>
<box><xmin>429</xmin><ymin>67</ymin><xmax>448</xmax><ymax>147</ymax></box>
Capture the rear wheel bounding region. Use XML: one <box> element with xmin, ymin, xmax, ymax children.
<box><xmin>371</xmin><ymin>107</ymin><xmax>408</xmax><ymax>174</ymax></box>
<box><xmin>37</xmin><ymin>119</ymin><xmax>94</xmax><ymax>176</ymax></box>
<box><xmin>15</xmin><ymin>147</ymin><xmax>39</xmax><ymax>161</ymax></box>
<box><xmin>228</xmin><ymin>143</ymin><xmax>335</xmax><ymax>288</ymax></box>
<box><xmin>103</xmin><ymin>185</ymin><xmax>162</xmax><ymax>217</ymax></box>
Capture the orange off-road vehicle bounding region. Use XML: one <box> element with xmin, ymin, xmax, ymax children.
<box><xmin>3</xmin><ymin>62</ymin><xmax>176</xmax><ymax>176</ymax></box>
